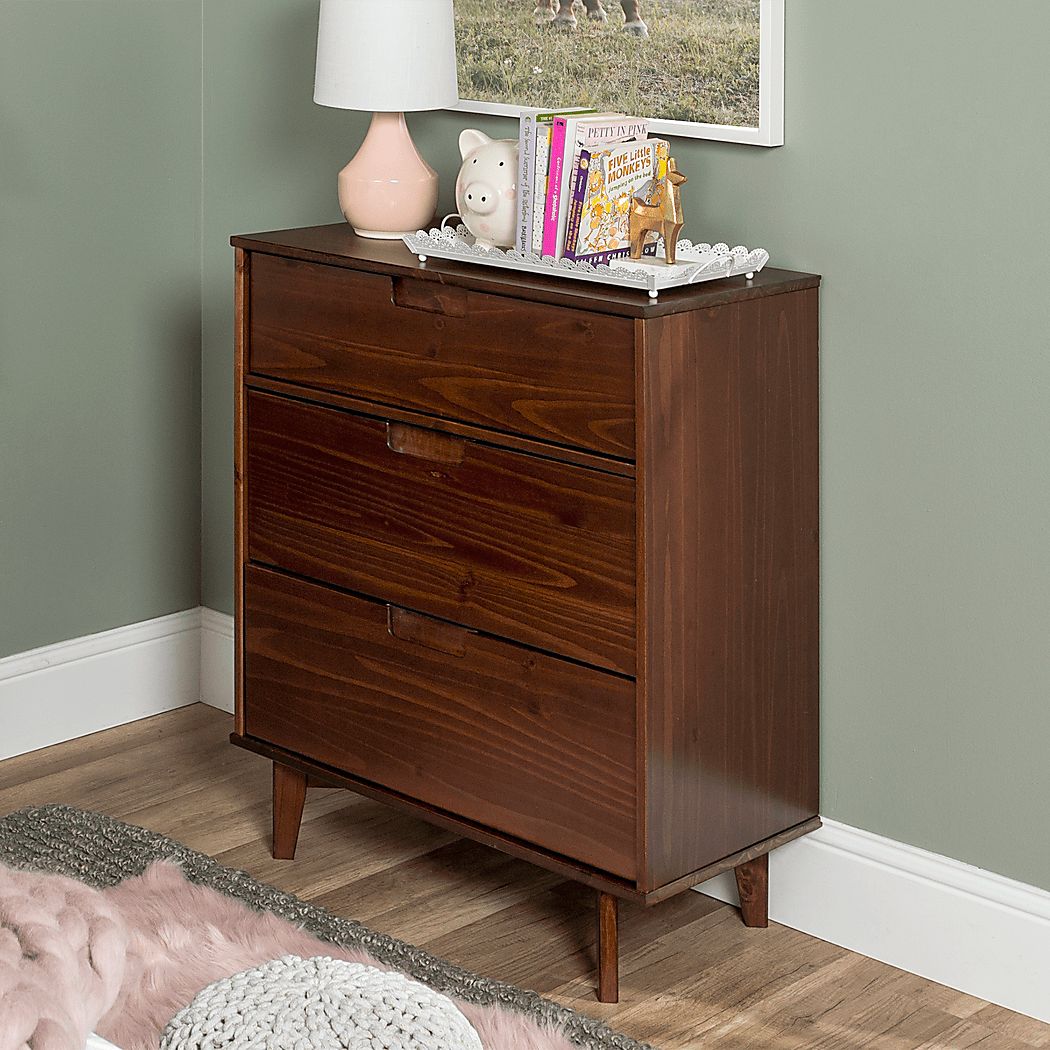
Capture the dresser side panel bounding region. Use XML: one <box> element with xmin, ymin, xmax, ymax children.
<box><xmin>639</xmin><ymin>289</ymin><xmax>820</xmax><ymax>890</ymax></box>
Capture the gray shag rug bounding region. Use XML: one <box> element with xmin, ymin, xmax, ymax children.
<box><xmin>0</xmin><ymin>805</ymin><xmax>652</xmax><ymax>1050</ymax></box>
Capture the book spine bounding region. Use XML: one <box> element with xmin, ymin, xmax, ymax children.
<box><xmin>516</xmin><ymin>113</ymin><xmax>534</xmax><ymax>253</ymax></box>
<box><xmin>542</xmin><ymin>117</ymin><xmax>569</xmax><ymax>258</ymax></box>
<box><xmin>561</xmin><ymin>149</ymin><xmax>591</xmax><ymax>262</ymax></box>
<box><xmin>521</xmin><ymin>122</ymin><xmax>537</xmax><ymax>254</ymax></box>
<box><xmin>553</xmin><ymin>136</ymin><xmax>579</xmax><ymax>258</ymax></box>
<box><xmin>531</xmin><ymin>124</ymin><xmax>551</xmax><ymax>254</ymax></box>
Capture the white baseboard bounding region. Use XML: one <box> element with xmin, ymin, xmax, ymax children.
<box><xmin>199</xmin><ymin>608</ymin><xmax>235</xmax><ymax>713</ymax></box>
<box><xmin>0</xmin><ymin>610</ymin><xmax>201</xmax><ymax>762</ymax></box>
<box><xmin>697</xmin><ymin>818</ymin><xmax>1050</xmax><ymax>1024</ymax></box>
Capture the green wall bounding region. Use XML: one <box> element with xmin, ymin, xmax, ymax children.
<box><xmin>201</xmin><ymin>0</ymin><xmax>357</xmax><ymax>612</ymax></box>
<box><xmin>201</xmin><ymin>0</ymin><xmax>1050</xmax><ymax>890</ymax></box>
<box><xmin>0</xmin><ymin>1</ymin><xmax>202</xmax><ymax>658</ymax></box>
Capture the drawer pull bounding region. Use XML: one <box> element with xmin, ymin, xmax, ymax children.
<box><xmin>391</xmin><ymin>277</ymin><xmax>468</xmax><ymax>317</ymax></box>
<box><xmin>386</xmin><ymin>422</ymin><xmax>465</xmax><ymax>465</ymax></box>
<box><xmin>387</xmin><ymin>606</ymin><xmax>471</xmax><ymax>657</ymax></box>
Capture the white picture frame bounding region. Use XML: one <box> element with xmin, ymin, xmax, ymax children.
<box><xmin>453</xmin><ymin>0</ymin><xmax>784</xmax><ymax>147</ymax></box>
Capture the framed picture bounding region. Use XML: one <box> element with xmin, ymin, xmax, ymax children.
<box><xmin>453</xmin><ymin>0</ymin><xmax>783</xmax><ymax>147</ymax></box>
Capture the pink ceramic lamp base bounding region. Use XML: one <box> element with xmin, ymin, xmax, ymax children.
<box><xmin>338</xmin><ymin>112</ymin><xmax>437</xmax><ymax>239</ymax></box>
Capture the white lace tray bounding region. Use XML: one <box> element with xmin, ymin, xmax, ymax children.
<box><xmin>402</xmin><ymin>227</ymin><xmax>769</xmax><ymax>301</ymax></box>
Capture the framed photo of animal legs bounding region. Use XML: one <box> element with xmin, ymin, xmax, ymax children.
<box><xmin>453</xmin><ymin>0</ymin><xmax>784</xmax><ymax>146</ymax></box>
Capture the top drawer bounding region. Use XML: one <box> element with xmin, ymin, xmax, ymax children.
<box><xmin>248</xmin><ymin>254</ymin><xmax>635</xmax><ymax>459</ymax></box>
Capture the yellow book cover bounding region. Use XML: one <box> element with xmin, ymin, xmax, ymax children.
<box><xmin>570</xmin><ymin>139</ymin><xmax>669</xmax><ymax>265</ymax></box>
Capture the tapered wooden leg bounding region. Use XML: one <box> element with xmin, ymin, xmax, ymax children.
<box><xmin>734</xmin><ymin>853</ymin><xmax>769</xmax><ymax>927</ymax></box>
<box><xmin>596</xmin><ymin>891</ymin><xmax>619</xmax><ymax>1003</ymax></box>
<box><xmin>272</xmin><ymin>761</ymin><xmax>308</xmax><ymax>860</ymax></box>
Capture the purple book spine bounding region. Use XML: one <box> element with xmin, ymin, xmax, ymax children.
<box><xmin>561</xmin><ymin>150</ymin><xmax>592</xmax><ymax>262</ymax></box>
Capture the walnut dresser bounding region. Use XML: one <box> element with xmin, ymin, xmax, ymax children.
<box><xmin>229</xmin><ymin>225</ymin><xmax>821</xmax><ymax>1002</ymax></box>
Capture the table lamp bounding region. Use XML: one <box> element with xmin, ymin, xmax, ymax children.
<box><xmin>314</xmin><ymin>0</ymin><xmax>459</xmax><ymax>238</ymax></box>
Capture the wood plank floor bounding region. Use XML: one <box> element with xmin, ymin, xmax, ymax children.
<box><xmin>0</xmin><ymin>704</ymin><xmax>1045</xmax><ymax>1049</ymax></box>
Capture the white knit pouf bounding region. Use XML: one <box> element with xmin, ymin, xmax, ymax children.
<box><xmin>159</xmin><ymin>955</ymin><xmax>484</xmax><ymax>1050</ymax></box>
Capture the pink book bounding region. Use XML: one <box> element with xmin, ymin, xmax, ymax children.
<box><xmin>541</xmin><ymin>117</ymin><xmax>570</xmax><ymax>258</ymax></box>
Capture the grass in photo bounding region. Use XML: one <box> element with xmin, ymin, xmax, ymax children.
<box><xmin>455</xmin><ymin>0</ymin><xmax>760</xmax><ymax>129</ymax></box>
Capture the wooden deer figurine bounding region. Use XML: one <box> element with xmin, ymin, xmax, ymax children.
<box><xmin>629</xmin><ymin>157</ymin><xmax>688</xmax><ymax>265</ymax></box>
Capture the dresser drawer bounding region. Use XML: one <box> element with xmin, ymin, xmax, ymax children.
<box><xmin>244</xmin><ymin>565</ymin><xmax>637</xmax><ymax>878</ymax></box>
<box><xmin>248</xmin><ymin>254</ymin><xmax>635</xmax><ymax>459</ymax></box>
<box><xmin>246</xmin><ymin>390</ymin><xmax>635</xmax><ymax>675</ymax></box>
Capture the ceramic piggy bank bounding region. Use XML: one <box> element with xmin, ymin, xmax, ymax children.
<box><xmin>455</xmin><ymin>130</ymin><xmax>518</xmax><ymax>249</ymax></box>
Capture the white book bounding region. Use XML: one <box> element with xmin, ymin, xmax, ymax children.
<box><xmin>515</xmin><ymin>109</ymin><xmax>540</xmax><ymax>253</ymax></box>
<box><xmin>531</xmin><ymin>122</ymin><xmax>553</xmax><ymax>254</ymax></box>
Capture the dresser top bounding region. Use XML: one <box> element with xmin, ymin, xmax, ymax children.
<box><xmin>231</xmin><ymin>224</ymin><xmax>819</xmax><ymax>319</ymax></box>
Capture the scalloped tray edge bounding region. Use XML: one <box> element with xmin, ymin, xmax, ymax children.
<box><xmin>402</xmin><ymin>228</ymin><xmax>769</xmax><ymax>301</ymax></box>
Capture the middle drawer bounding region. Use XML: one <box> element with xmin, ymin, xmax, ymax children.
<box><xmin>246</xmin><ymin>389</ymin><xmax>636</xmax><ymax>675</ymax></box>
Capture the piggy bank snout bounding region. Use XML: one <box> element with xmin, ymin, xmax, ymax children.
<box><xmin>462</xmin><ymin>181</ymin><xmax>498</xmax><ymax>215</ymax></box>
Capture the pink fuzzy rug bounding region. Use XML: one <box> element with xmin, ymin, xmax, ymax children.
<box><xmin>0</xmin><ymin>860</ymin><xmax>577</xmax><ymax>1050</ymax></box>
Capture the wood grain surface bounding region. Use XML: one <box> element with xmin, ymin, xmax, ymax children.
<box><xmin>231</xmin><ymin>733</ymin><xmax>643</xmax><ymax>901</ymax></box>
<box><xmin>249</xmin><ymin>254</ymin><xmax>636</xmax><ymax>458</ymax></box>
<box><xmin>245</xmin><ymin>374</ymin><xmax>636</xmax><ymax>479</ymax></box>
<box><xmin>272</xmin><ymin>761</ymin><xmax>307</xmax><ymax>859</ymax></box>
<box><xmin>597</xmin><ymin>891</ymin><xmax>619</xmax><ymax>1003</ymax></box>
<box><xmin>637</xmin><ymin>289</ymin><xmax>820</xmax><ymax>890</ymax></box>
<box><xmin>244</xmin><ymin>566</ymin><xmax>638</xmax><ymax>878</ymax></box>
<box><xmin>734</xmin><ymin>853</ymin><xmax>769</xmax><ymax>928</ymax></box>
<box><xmin>4</xmin><ymin>707</ymin><xmax>1047</xmax><ymax>1050</ymax></box>
<box><xmin>246</xmin><ymin>390</ymin><xmax>637</xmax><ymax>675</ymax></box>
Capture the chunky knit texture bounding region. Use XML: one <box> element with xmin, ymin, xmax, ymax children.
<box><xmin>161</xmin><ymin>955</ymin><xmax>484</xmax><ymax>1050</ymax></box>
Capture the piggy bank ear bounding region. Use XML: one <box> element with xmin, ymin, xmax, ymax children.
<box><xmin>459</xmin><ymin>129</ymin><xmax>490</xmax><ymax>159</ymax></box>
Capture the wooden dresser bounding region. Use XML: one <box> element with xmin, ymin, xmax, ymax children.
<box><xmin>229</xmin><ymin>225</ymin><xmax>820</xmax><ymax>1001</ymax></box>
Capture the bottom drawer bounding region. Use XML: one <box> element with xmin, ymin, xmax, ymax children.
<box><xmin>244</xmin><ymin>566</ymin><xmax>637</xmax><ymax>879</ymax></box>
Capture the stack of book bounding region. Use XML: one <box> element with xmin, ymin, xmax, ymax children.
<box><xmin>515</xmin><ymin>108</ymin><xmax>669</xmax><ymax>265</ymax></box>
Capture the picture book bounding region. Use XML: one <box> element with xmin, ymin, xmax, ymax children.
<box><xmin>562</xmin><ymin>117</ymin><xmax>650</xmax><ymax>260</ymax></box>
<box><xmin>574</xmin><ymin>115</ymin><xmax>650</xmax><ymax>152</ymax></box>
<box><xmin>566</xmin><ymin>138</ymin><xmax>670</xmax><ymax>265</ymax></box>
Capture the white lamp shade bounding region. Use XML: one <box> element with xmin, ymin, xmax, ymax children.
<box><xmin>314</xmin><ymin>0</ymin><xmax>459</xmax><ymax>113</ymax></box>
